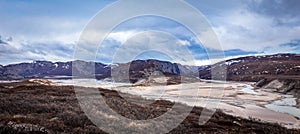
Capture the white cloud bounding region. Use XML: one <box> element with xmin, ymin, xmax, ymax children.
<box><xmin>1</xmin><ymin>0</ymin><xmax>300</xmax><ymax>65</ymax></box>
<box><xmin>110</xmin><ymin>31</ymin><xmax>195</xmax><ymax>64</ymax></box>
<box><xmin>210</xmin><ymin>6</ymin><xmax>300</xmax><ymax>52</ymax></box>
<box><xmin>106</xmin><ymin>30</ymin><xmax>138</xmax><ymax>44</ymax></box>
<box><xmin>0</xmin><ymin>35</ymin><xmax>75</xmax><ymax>65</ymax></box>
<box><xmin>176</xmin><ymin>39</ymin><xmax>191</xmax><ymax>46</ymax></box>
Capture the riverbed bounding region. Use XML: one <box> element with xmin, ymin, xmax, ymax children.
<box><xmin>41</xmin><ymin>79</ymin><xmax>300</xmax><ymax>129</ymax></box>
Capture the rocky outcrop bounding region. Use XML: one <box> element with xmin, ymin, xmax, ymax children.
<box><xmin>262</xmin><ymin>79</ymin><xmax>298</xmax><ymax>93</ymax></box>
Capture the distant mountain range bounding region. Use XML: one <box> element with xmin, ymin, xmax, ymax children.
<box><xmin>0</xmin><ymin>60</ymin><xmax>108</xmax><ymax>80</ymax></box>
<box><xmin>1</xmin><ymin>53</ymin><xmax>300</xmax><ymax>84</ymax></box>
<box><xmin>0</xmin><ymin>59</ymin><xmax>202</xmax><ymax>82</ymax></box>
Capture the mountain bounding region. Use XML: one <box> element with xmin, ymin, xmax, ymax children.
<box><xmin>199</xmin><ymin>53</ymin><xmax>300</xmax><ymax>89</ymax></box>
<box><xmin>3</xmin><ymin>53</ymin><xmax>299</xmax><ymax>85</ymax></box>
<box><xmin>111</xmin><ymin>59</ymin><xmax>180</xmax><ymax>83</ymax></box>
<box><xmin>0</xmin><ymin>60</ymin><xmax>110</xmax><ymax>80</ymax></box>
<box><xmin>0</xmin><ymin>59</ymin><xmax>201</xmax><ymax>81</ymax></box>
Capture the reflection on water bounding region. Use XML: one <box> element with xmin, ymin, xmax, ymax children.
<box><xmin>265</xmin><ymin>95</ymin><xmax>300</xmax><ymax>119</ymax></box>
<box><xmin>265</xmin><ymin>104</ymin><xmax>300</xmax><ymax>119</ymax></box>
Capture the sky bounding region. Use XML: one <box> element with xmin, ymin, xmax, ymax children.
<box><xmin>0</xmin><ymin>0</ymin><xmax>300</xmax><ymax>65</ymax></box>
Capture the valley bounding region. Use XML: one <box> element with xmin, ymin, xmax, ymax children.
<box><xmin>1</xmin><ymin>53</ymin><xmax>300</xmax><ymax>133</ymax></box>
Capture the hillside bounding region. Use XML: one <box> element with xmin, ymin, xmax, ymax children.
<box><xmin>199</xmin><ymin>54</ymin><xmax>300</xmax><ymax>82</ymax></box>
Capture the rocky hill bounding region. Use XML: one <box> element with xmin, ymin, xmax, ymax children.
<box><xmin>199</xmin><ymin>53</ymin><xmax>300</xmax><ymax>89</ymax></box>
<box><xmin>199</xmin><ymin>54</ymin><xmax>300</xmax><ymax>80</ymax></box>
<box><xmin>111</xmin><ymin>59</ymin><xmax>202</xmax><ymax>83</ymax></box>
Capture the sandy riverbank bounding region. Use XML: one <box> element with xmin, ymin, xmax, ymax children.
<box><xmin>104</xmin><ymin>81</ymin><xmax>300</xmax><ymax>129</ymax></box>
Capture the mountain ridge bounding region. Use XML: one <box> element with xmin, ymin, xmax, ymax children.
<box><xmin>0</xmin><ymin>59</ymin><xmax>201</xmax><ymax>81</ymax></box>
<box><xmin>1</xmin><ymin>53</ymin><xmax>300</xmax><ymax>84</ymax></box>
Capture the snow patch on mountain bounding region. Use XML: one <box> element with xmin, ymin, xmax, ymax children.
<box><xmin>225</xmin><ymin>60</ymin><xmax>243</xmax><ymax>65</ymax></box>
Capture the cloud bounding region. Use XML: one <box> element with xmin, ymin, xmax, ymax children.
<box><xmin>107</xmin><ymin>31</ymin><xmax>195</xmax><ymax>65</ymax></box>
<box><xmin>0</xmin><ymin>36</ymin><xmax>9</xmax><ymax>45</ymax></box>
<box><xmin>106</xmin><ymin>30</ymin><xmax>138</xmax><ymax>44</ymax></box>
<box><xmin>176</xmin><ymin>39</ymin><xmax>191</xmax><ymax>46</ymax></box>
<box><xmin>207</xmin><ymin>2</ymin><xmax>300</xmax><ymax>52</ymax></box>
<box><xmin>0</xmin><ymin>0</ymin><xmax>109</xmax><ymax>53</ymax></box>
<box><xmin>97</xmin><ymin>1</ymin><xmax>300</xmax><ymax>54</ymax></box>
<box><xmin>263</xmin><ymin>40</ymin><xmax>300</xmax><ymax>54</ymax></box>
<box><xmin>0</xmin><ymin>16</ymin><xmax>83</xmax><ymax>44</ymax></box>
<box><xmin>1</xmin><ymin>0</ymin><xmax>300</xmax><ymax>65</ymax></box>
<box><xmin>0</xmin><ymin>35</ymin><xmax>75</xmax><ymax>65</ymax></box>
<box><xmin>247</xmin><ymin>0</ymin><xmax>300</xmax><ymax>26</ymax></box>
